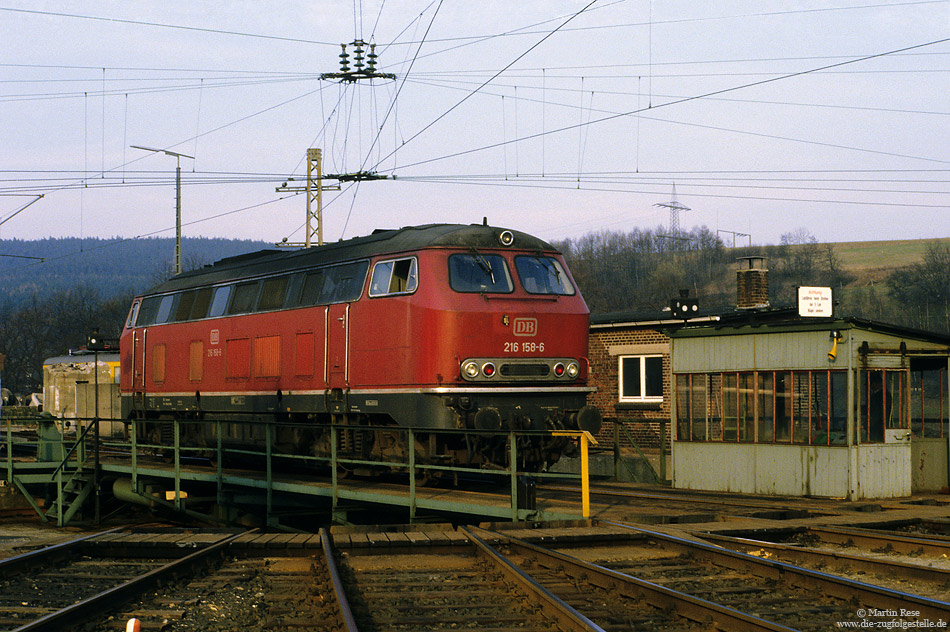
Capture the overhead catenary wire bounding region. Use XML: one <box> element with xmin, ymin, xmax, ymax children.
<box><xmin>389</xmin><ymin>36</ymin><xmax>950</xmax><ymax>172</ymax></box>
<box><xmin>0</xmin><ymin>6</ymin><xmax>340</xmax><ymax>46</ymax></box>
<box><xmin>1</xmin><ymin>1</ymin><xmax>945</xmax><ymax>261</ymax></box>
<box><xmin>394</xmin><ymin>73</ymin><xmax>950</xmax><ymax>166</ymax></box>
<box><xmin>368</xmin><ymin>0</ymin><xmax>601</xmax><ymax>174</ymax></box>
<box><xmin>339</xmin><ymin>0</ymin><xmax>446</xmax><ymax>237</ymax></box>
<box><xmin>5</xmin><ymin>1</ymin><xmax>945</xmax><ymax>49</ymax></box>
<box><xmin>390</xmin><ymin>174</ymin><xmax>950</xmax><ymax>208</ymax></box>
<box><xmin>368</xmin><ymin>0</ymin><xmax>949</xmax><ymax>56</ymax></box>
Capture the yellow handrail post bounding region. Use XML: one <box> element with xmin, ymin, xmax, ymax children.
<box><xmin>581</xmin><ymin>433</ymin><xmax>590</xmax><ymax>519</ymax></box>
<box><xmin>552</xmin><ymin>430</ymin><xmax>597</xmax><ymax>519</ymax></box>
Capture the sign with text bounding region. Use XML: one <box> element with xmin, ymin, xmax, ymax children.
<box><xmin>798</xmin><ymin>286</ymin><xmax>833</xmax><ymax>317</ymax></box>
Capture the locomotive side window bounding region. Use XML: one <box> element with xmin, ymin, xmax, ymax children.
<box><xmin>208</xmin><ymin>286</ymin><xmax>231</xmax><ymax>318</ymax></box>
<box><xmin>448</xmin><ymin>253</ymin><xmax>513</xmax><ymax>293</ymax></box>
<box><xmin>297</xmin><ymin>269</ymin><xmax>327</xmax><ymax>306</ymax></box>
<box><xmin>369</xmin><ymin>257</ymin><xmax>418</xmax><ymax>297</ymax></box>
<box><xmin>515</xmin><ymin>256</ymin><xmax>575</xmax><ymax>295</ymax></box>
<box><xmin>324</xmin><ymin>260</ymin><xmax>369</xmax><ymax>303</ymax></box>
<box><xmin>190</xmin><ymin>287</ymin><xmax>213</xmax><ymax>320</ymax></box>
<box><xmin>154</xmin><ymin>294</ymin><xmax>176</xmax><ymax>324</ymax></box>
<box><xmin>257</xmin><ymin>276</ymin><xmax>289</xmax><ymax>311</ymax></box>
<box><xmin>228</xmin><ymin>281</ymin><xmax>259</xmax><ymax>315</ymax></box>
<box><xmin>174</xmin><ymin>290</ymin><xmax>197</xmax><ymax>322</ymax></box>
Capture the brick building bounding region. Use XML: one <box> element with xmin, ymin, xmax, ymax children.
<box><xmin>588</xmin><ymin>310</ymin><xmax>718</xmax><ymax>451</ymax></box>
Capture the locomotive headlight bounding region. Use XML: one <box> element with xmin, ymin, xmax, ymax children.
<box><xmin>553</xmin><ymin>362</ymin><xmax>565</xmax><ymax>377</ymax></box>
<box><xmin>463</xmin><ymin>361</ymin><xmax>480</xmax><ymax>379</ymax></box>
<box><xmin>481</xmin><ymin>362</ymin><xmax>496</xmax><ymax>378</ymax></box>
<box><xmin>566</xmin><ymin>362</ymin><xmax>580</xmax><ymax>379</ymax></box>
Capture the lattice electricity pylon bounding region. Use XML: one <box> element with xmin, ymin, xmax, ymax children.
<box><xmin>276</xmin><ymin>148</ymin><xmax>340</xmax><ymax>248</ymax></box>
<box><xmin>654</xmin><ymin>183</ymin><xmax>691</xmax><ymax>239</ymax></box>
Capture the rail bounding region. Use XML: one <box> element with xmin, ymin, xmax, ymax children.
<box><xmin>0</xmin><ymin>414</ymin><xmax>597</xmax><ymax>527</ymax></box>
<box><xmin>605</xmin><ymin>521</ymin><xmax>950</xmax><ymax>625</ymax></box>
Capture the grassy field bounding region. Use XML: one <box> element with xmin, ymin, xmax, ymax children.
<box><xmin>823</xmin><ymin>237</ymin><xmax>948</xmax><ymax>285</ymax></box>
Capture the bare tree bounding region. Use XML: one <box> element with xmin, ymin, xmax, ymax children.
<box><xmin>888</xmin><ymin>241</ymin><xmax>950</xmax><ymax>333</ymax></box>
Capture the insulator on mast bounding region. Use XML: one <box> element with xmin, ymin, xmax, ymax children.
<box><xmin>338</xmin><ymin>44</ymin><xmax>350</xmax><ymax>73</ymax></box>
<box><xmin>367</xmin><ymin>44</ymin><xmax>378</xmax><ymax>71</ymax></box>
<box><xmin>352</xmin><ymin>39</ymin><xmax>365</xmax><ymax>71</ymax></box>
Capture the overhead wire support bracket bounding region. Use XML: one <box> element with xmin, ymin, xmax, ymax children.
<box><xmin>0</xmin><ymin>194</ymin><xmax>44</xmax><ymax>228</ymax></box>
<box><xmin>320</xmin><ymin>40</ymin><xmax>396</xmax><ymax>83</ymax></box>
<box><xmin>0</xmin><ymin>253</ymin><xmax>44</xmax><ymax>261</ymax></box>
<box><xmin>330</xmin><ymin>171</ymin><xmax>393</xmax><ymax>182</ymax></box>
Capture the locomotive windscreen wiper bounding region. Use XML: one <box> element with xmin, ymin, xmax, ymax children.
<box><xmin>538</xmin><ymin>256</ymin><xmax>561</xmax><ymax>284</ymax></box>
<box><xmin>470</xmin><ymin>247</ymin><xmax>495</xmax><ymax>284</ymax></box>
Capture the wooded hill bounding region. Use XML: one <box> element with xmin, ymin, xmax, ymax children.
<box><xmin>0</xmin><ymin>236</ymin><xmax>272</xmax><ymax>306</ymax></box>
<box><xmin>554</xmin><ymin>227</ymin><xmax>949</xmax><ymax>334</ymax></box>
<box><xmin>0</xmin><ymin>229</ymin><xmax>947</xmax><ymax>395</ymax></box>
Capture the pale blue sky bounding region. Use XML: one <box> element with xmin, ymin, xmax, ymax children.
<box><xmin>1</xmin><ymin>0</ymin><xmax>948</xmax><ymax>248</ymax></box>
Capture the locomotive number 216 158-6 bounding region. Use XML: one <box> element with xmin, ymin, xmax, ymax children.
<box><xmin>504</xmin><ymin>341</ymin><xmax>545</xmax><ymax>353</ymax></box>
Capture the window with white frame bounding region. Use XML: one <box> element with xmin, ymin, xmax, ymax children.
<box><xmin>619</xmin><ymin>355</ymin><xmax>664</xmax><ymax>403</ymax></box>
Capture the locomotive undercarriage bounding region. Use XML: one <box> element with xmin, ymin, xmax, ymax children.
<box><xmin>128</xmin><ymin>388</ymin><xmax>600</xmax><ymax>480</ymax></box>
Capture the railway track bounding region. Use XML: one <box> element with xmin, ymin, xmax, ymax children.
<box><xmin>286</xmin><ymin>523</ymin><xmax>950</xmax><ymax>631</ymax></box>
<box><xmin>699</xmin><ymin>531</ymin><xmax>950</xmax><ymax>600</ymax></box>
<box><xmin>0</xmin><ymin>527</ymin><xmax>245</xmax><ymax>631</ymax></box>
<box><xmin>586</xmin><ymin>522</ymin><xmax>950</xmax><ymax>630</ymax></box>
<box><xmin>101</xmin><ymin>546</ymin><xmax>339</xmax><ymax>631</ymax></box>
<box><xmin>803</xmin><ymin>524</ymin><xmax>950</xmax><ymax>555</ymax></box>
<box><xmin>1</xmin><ymin>523</ymin><xmax>948</xmax><ymax>631</ymax></box>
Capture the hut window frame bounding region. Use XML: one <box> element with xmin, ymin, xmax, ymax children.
<box><xmin>618</xmin><ymin>355</ymin><xmax>664</xmax><ymax>404</ymax></box>
<box><xmin>675</xmin><ymin>369</ymin><xmax>847</xmax><ymax>446</ymax></box>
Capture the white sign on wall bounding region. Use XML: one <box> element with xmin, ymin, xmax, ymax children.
<box><xmin>798</xmin><ymin>286</ymin><xmax>833</xmax><ymax>317</ymax></box>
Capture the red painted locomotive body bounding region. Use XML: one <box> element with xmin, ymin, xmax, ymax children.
<box><xmin>119</xmin><ymin>223</ymin><xmax>599</xmax><ymax>470</ymax></box>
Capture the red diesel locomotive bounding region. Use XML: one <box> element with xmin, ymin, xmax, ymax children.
<box><xmin>119</xmin><ymin>223</ymin><xmax>600</xmax><ymax>472</ymax></box>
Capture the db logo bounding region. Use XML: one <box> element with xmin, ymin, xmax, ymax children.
<box><xmin>210</xmin><ymin>329</ymin><xmax>220</xmax><ymax>345</ymax></box>
<box><xmin>513</xmin><ymin>318</ymin><xmax>537</xmax><ymax>337</ymax></box>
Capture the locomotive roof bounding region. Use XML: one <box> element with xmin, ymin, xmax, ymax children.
<box><xmin>145</xmin><ymin>223</ymin><xmax>558</xmax><ymax>295</ymax></box>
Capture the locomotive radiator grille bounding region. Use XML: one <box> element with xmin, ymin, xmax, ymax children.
<box><xmin>500</xmin><ymin>363</ymin><xmax>550</xmax><ymax>377</ymax></box>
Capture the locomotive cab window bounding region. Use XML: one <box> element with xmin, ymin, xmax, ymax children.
<box><xmin>125</xmin><ymin>300</ymin><xmax>140</xmax><ymax>329</ymax></box>
<box><xmin>449</xmin><ymin>253</ymin><xmax>513</xmax><ymax>293</ymax></box>
<box><xmin>136</xmin><ymin>296</ymin><xmax>161</xmax><ymax>326</ymax></box>
<box><xmin>370</xmin><ymin>257</ymin><xmax>418</xmax><ymax>297</ymax></box>
<box><xmin>515</xmin><ymin>256</ymin><xmax>575</xmax><ymax>295</ymax></box>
